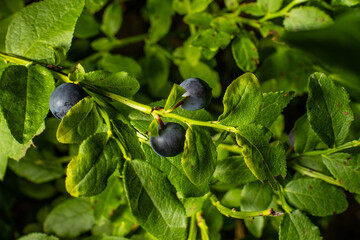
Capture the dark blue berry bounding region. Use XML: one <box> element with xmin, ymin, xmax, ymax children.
<box><xmin>289</xmin><ymin>128</ymin><xmax>295</xmax><ymax>147</ymax></box>
<box><xmin>49</xmin><ymin>83</ymin><xmax>87</xmax><ymax>120</ymax></box>
<box><xmin>180</xmin><ymin>78</ymin><xmax>212</xmax><ymax>111</ymax></box>
<box><xmin>150</xmin><ymin>122</ymin><xmax>186</xmax><ymax>157</ymax></box>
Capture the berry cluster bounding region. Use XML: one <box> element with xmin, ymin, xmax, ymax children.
<box><xmin>49</xmin><ymin>78</ymin><xmax>212</xmax><ymax>157</ymax></box>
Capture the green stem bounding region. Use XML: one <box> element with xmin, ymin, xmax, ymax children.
<box><xmin>82</xmin><ymin>84</ymin><xmax>153</xmax><ymax>114</ymax></box>
<box><xmin>184</xmin><ymin>0</ymin><xmax>196</xmax><ymax>35</ymax></box>
<box><xmin>260</xmin><ymin>0</ymin><xmax>304</xmax><ymax>22</ymax></box>
<box><xmin>115</xmin><ymin>34</ymin><xmax>147</xmax><ymax>48</ymax></box>
<box><xmin>209</xmin><ymin>194</ymin><xmax>283</xmax><ymax>218</ymax></box>
<box><xmin>276</xmin><ymin>183</ymin><xmax>293</xmax><ymax>213</ymax></box>
<box><xmin>85</xmin><ymin>87</ymin><xmax>238</xmax><ymax>132</ymax></box>
<box><xmin>156</xmin><ymin>111</ymin><xmax>237</xmax><ymax>132</ymax></box>
<box><xmin>0</xmin><ymin>52</ymin><xmax>71</xmax><ymax>83</ymax></box>
<box><xmin>196</xmin><ymin>212</ymin><xmax>210</xmax><ymax>240</ymax></box>
<box><xmin>0</xmin><ymin>52</ymin><xmax>32</xmax><ymax>66</ymax></box>
<box><xmin>188</xmin><ymin>214</ymin><xmax>198</xmax><ymax>240</ymax></box>
<box><xmin>236</xmin><ymin>17</ymin><xmax>261</xmax><ymax>29</ymax></box>
<box><xmin>290</xmin><ymin>140</ymin><xmax>360</xmax><ymax>158</ymax></box>
<box><xmin>289</xmin><ymin>162</ymin><xmax>342</xmax><ymax>187</ymax></box>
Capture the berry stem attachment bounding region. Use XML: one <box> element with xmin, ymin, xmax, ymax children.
<box><xmin>165</xmin><ymin>99</ymin><xmax>185</xmax><ymax>113</ymax></box>
<box><xmin>154</xmin><ymin>114</ymin><xmax>165</xmax><ymax>129</ymax></box>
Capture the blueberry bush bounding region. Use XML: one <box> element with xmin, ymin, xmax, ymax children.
<box><xmin>1</xmin><ymin>0</ymin><xmax>360</xmax><ymax>239</ymax></box>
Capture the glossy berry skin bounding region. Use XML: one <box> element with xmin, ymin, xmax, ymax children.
<box><xmin>150</xmin><ymin>122</ymin><xmax>186</xmax><ymax>157</ymax></box>
<box><xmin>180</xmin><ymin>78</ymin><xmax>212</xmax><ymax>111</ymax></box>
<box><xmin>49</xmin><ymin>83</ymin><xmax>87</xmax><ymax>120</ymax></box>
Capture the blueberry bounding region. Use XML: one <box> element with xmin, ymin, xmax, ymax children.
<box><xmin>180</xmin><ymin>78</ymin><xmax>212</xmax><ymax>111</ymax></box>
<box><xmin>150</xmin><ymin>122</ymin><xmax>186</xmax><ymax>157</ymax></box>
<box><xmin>49</xmin><ymin>83</ymin><xmax>87</xmax><ymax>120</ymax></box>
<box><xmin>289</xmin><ymin>128</ymin><xmax>295</xmax><ymax>147</ymax></box>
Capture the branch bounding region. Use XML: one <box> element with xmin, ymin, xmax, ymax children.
<box><xmin>289</xmin><ymin>161</ymin><xmax>342</xmax><ymax>187</ymax></box>
<box><xmin>209</xmin><ymin>194</ymin><xmax>283</xmax><ymax>219</ymax></box>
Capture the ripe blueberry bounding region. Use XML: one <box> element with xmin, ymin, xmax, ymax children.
<box><xmin>150</xmin><ymin>122</ymin><xmax>186</xmax><ymax>157</ymax></box>
<box><xmin>180</xmin><ymin>78</ymin><xmax>212</xmax><ymax>111</ymax></box>
<box><xmin>289</xmin><ymin>128</ymin><xmax>295</xmax><ymax>147</ymax></box>
<box><xmin>49</xmin><ymin>83</ymin><xmax>87</xmax><ymax>120</ymax></box>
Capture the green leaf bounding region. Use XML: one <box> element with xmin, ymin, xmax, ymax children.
<box><xmin>259</xmin><ymin>22</ymin><xmax>284</xmax><ymax>38</ymax></box>
<box><xmin>0</xmin><ymin>110</ymin><xmax>36</xmax><ymax>160</ymax></box>
<box><xmin>147</xmin><ymin>0</ymin><xmax>173</xmax><ymax>43</ymax></box>
<box><xmin>86</xmin><ymin>0</ymin><xmax>108</xmax><ymax>13</ymax></box>
<box><xmin>193</xmin><ymin>29</ymin><xmax>231</xmax><ymax>50</ymax></box>
<box><xmin>225</xmin><ymin>0</ymin><xmax>239</xmax><ymax>10</ymax></box>
<box><xmin>331</xmin><ymin>0</ymin><xmax>360</xmax><ymax>6</ymax></box>
<box><xmin>284</xmin><ymin>6</ymin><xmax>333</xmax><ymax>32</ymax></box>
<box><xmin>0</xmin><ymin>65</ymin><xmax>54</xmax><ymax>143</ymax></box>
<box><xmin>214</xmin><ymin>156</ymin><xmax>257</xmax><ymax>184</ymax></box>
<box><xmin>184</xmin><ymin>12</ymin><xmax>213</xmax><ymax>29</ymax></box>
<box><xmin>258</xmin><ymin>0</ymin><xmax>283</xmax><ymax>13</ymax></box>
<box><xmin>307</xmin><ymin>72</ymin><xmax>353</xmax><ymax>146</ymax></box>
<box><xmin>91</xmin><ymin>37</ymin><xmax>120</xmax><ymax>52</ymax></box>
<box><xmin>0</xmin><ymin>19</ymin><xmax>13</xmax><ymax>50</ymax></box>
<box><xmin>285</xmin><ymin>178</ymin><xmax>348</xmax><ymax>216</ymax></box>
<box><xmin>83</xmin><ymin>70</ymin><xmax>140</xmax><ymax>97</ymax></box>
<box><xmin>240</xmin><ymin>181</ymin><xmax>273</xmax><ymax>238</ymax></box>
<box><xmin>74</xmin><ymin>10</ymin><xmax>100</xmax><ymax>39</ymax></box>
<box><xmin>144</xmin><ymin>50</ymin><xmax>170</xmax><ymax>96</ymax></box>
<box><xmin>101</xmin><ymin>2</ymin><xmax>122</xmax><ymax>37</ymax></box>
<box><xmin>322</xmin><ymin>153</ymin><xmax>360</xmax><ymax>194</ymax></box>
<box><xmin>254</xmin><ymin>91</ymin><xmax>295</xmax><ymax>127</ymax></box>
<box><xmin>0</xmin><ymin>0</ymin><xmax>24</xmax><ymax>20</ymax></box>
<box><xmin>8</xmin><ymin>147</ymin><xmax>63</xmax><ymax>183</ymax></box>
<box><xmin>5</xmin><ymin>0</ymin><xmax>84</xmax><ymax>64</ymax></box>
<box><xmin>142</xmin><ymin>143</ymin><xmax>209</xmax><ymax>198</ymax></box>
<box><xmin>65</xmin><ymin>132</ymin><xmax>119</xmax><ymax>197</ymax></box>
<box><xmin>221</xmin><ymin>188</ymin><xmax>242</xmax><ymax>207</ymax></box>
<box><xmin>17</xmin><ymin>179</ymin><xmax>56</xmax><ymax>200</ymax></box>
<box><xmin>147</xmin><ymin>119</ymin><xmax>159</xmax><ymax>137</ymax></box>
<box><xmin>124</xmin><ymin>160</ymin><xmax>187</xmax><ymax>240</ymax></box>
<box><xmin>18</xmin><ymin>233</ymin><xmax>59</xmax><ymax>240</ymax></box>
<box><xmin>293</xmin><ymin>114</ymin><xmax>321</xmax><ymax>153</ymax></box>
<box><xmin>184</xmin><ymin>37</ymin><xmax>202</xmax><ymax>66</ymax></box>
<box><xmin>218</xmin><ymin>73</ymin><xmax>262</xmax><ymax>127</ymax></box>
<box><xmin>202</xmin><ymin>199</ymin><xmax>223</xmax><ymax>240</ymax></box>
<box><xmin>279</xmin><ymin>210</ymin><xmax>322</xmax><ymax>240</ymax></box>
<box><xmin>164</xmin><ymin>84</ymin><xmax>187</xmax><ymax>111</ymax></box>
<box><xmin>173</xmin><ymin>0</ymin><xmax>187</xmax><ymax>14</ymax></box>
<box><xmin>257</xmin><ymin>48</ymin><xmax>314</xmax><ymax>94</ymax></box>
<box><xmin>91</xmin><ymin>175</ymin><xmax>124</xmax><ymax>225</ymax></box>
<box><xmin>232</xmin><ymin>36</ymin><xmax>259</xmax><ymax>72</ymax></box>
<box><xmin>99</xmin><ymin>54</ymin><xmax>142</xmax><ymax>78</ymax></box>
<box><xmin>178</xmin><ymin>60</ymin><xmax>221</xmax><ymax>98</ymax></box>
<box><xmin>56</xmin><ymin>97</ymin><xmax>102</xmax><ymax>144</ymax></box>
<box><xmin>0</xmin><ymin>152</ymin><xmax>7</xmax><ymax>180</ymax></box>
<box><xmin>240</xmin><ymin>3</ymin><xmax>266</xmax><ymax>17</ymax></box>
<box><xmin>282</xmin><ymin>11</ymin><xmax>360</xmax><ymax>75</ymax></box>
<box><xmin>191</xmin><ymin>0</ymin><xmax>213</xmax><ymax>12</ymax></box>
<box><xmin>44</xmin><ymin>198</ymin><xmax>94</xmax><ymax>238</ymax></box>
<box><xmin>210</xmin><ymin>16</ymin><xmax>239</xmax><ymax>35</ymax></box>
<box><xmin>111</xmin><ymin>119</ymin><xmax>145</xmax><ymax>160</ymax></box>
<box><xmin>182</xmin><ymin>126</ymin><xmax>217</xmax><ymax>186</ymax></box>
<box><xmin>240</xmin><ymin>181</ymin><xmax>273</xmax><ymax>211</ymax></box>
<box><xmin>236</xmin><ymin>124</ymin><xmax>286</xmax><ymax>189</ymax></box>
<box><xmin>69</xmin><ymin>63</ymin><xmax>86</xmax><ymax>82</ymax></box>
